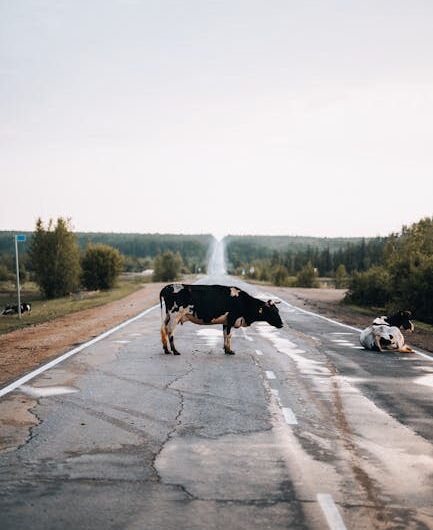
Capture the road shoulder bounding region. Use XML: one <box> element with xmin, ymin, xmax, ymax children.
<box><xmin>0</xmin><ymin>283</ymin><xmax>165</xmax><ymax>388</ymax></box>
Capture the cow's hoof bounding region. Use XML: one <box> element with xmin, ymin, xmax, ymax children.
<box><xmin>164</xmin><ymin>349</ymin><xmax>171</xmax><ymax>355</ymax></box>
<box><xmin>224</xmin><ymin>349</ymin><xmax>235</xmax><ymax>355</ymax></box>
<box><xmin>173</xmin><ymin>350</ymin><xmax>181</xmax><ymax>355</ymax></box>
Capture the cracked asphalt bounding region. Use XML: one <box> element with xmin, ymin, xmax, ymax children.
<box><xmin>1</xmin><ymin>247</ymin><xmax>433</xmax><ymax>529</ymax></box>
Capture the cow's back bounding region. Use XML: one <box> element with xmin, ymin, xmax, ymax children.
<box><xmin>160</xmin><ymin>284</ymin><xmax>246</xmax><ymax>324</ymax></box>
<box><xmin>187</xmin><ymin>285</ymin><xmax>238</xmax><ymax>323</ymax></box>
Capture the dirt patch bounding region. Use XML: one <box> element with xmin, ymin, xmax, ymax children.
<box><xmin>0</xmin><ymin>283</ymin><xmax>166</xmax><ymax>389</ymax></box>
<box><xmin>263</xmin><ymin>286</ymin><xmax>433</xmax><ymax>354</ymax></box>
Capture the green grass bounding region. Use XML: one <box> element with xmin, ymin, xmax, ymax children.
<box><xmin>0</xmin><ymin>278</ymin><xmax>151</xmax><ymax>336</ymax></box>
<box><xmin>410</xmin><ymin>320</ymin><xmax>433</xmax><ymax>333</ymax></box>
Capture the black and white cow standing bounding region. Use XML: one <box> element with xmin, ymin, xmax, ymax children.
<box><xmin>160</xmin><ymin>283</ymin><xmax>283</xmax><ymax>355</ymax></box>
<box><xmin>360</xmin><ymin>311</ymin><xmax>414</xmax><ymax>353</ymax></box>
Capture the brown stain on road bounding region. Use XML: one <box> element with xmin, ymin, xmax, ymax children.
<box><xmin>326</xmin><ymin>358</ymin><xmax>392</xmax><ymax>529</ymax></box>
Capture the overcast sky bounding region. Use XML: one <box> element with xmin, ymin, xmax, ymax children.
<box><xmin>1</xmin><ymin>0</ymin><xmax>432</xmax><ymax>238</ymax></box>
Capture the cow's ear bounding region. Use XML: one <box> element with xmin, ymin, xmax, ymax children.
<box><xmin>266</xmin><ymin>299</ymin><xmax>281</xmax><ymax>306</ymax></box>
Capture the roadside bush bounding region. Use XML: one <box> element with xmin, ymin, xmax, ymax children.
<box><xmin>81</xmin><ymin>244</ymin><xmax>124</xmax><ymax>290</ymax></box>
<box><xmin>296</xmin><ymin>262</ymin><xmax>319</xmax><ymax>288</ymax></box>
<box><xmin>123</xmin><ymin>255</ymin><xmax>152</xmax><ymax>273</ymax></box>
<box><xmin>344</xmin><ymin>266</ymin><xmax>391</xmax><ymax>307</ymax></box>
<box><xmin>410</xmin><ymin>256</ymin><xmax>433</xmax><ymax>323</ymax></box>
<box><xmin>0</xmin><ymin>264</ymin><xmax>13</xmax><ymax>282</ymax></box>
<box><xmin>386</xmin><ymin>253</ymin><xmax>433</xmax><ymax>323</ymax></box>
<box><xmin>153</xmin><ymin>251</ymin><xmax>183</xmax><ymax>282</ymax></box>
<box><xmin>272</xmin><ymin>265</ymin><xmax>290</xmax><ymax>286</ymax></box>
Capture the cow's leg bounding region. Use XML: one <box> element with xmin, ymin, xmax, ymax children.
<box><xmin>373</xmin><ymin>334</ymin><xmax>383</xmax><ymax>352</ymax></box>
<box><xmin>398</xmin><ymin>344</ymin><xmax>414</xmax><ymax>353</ymax></box>
<box><xmin>166</xmin><ymin>313</ymin><xmax>181</xmax><ymax>355</ymax></box>
<box><xmin>161</xmin><ymin>314</ymin><xmax>171</xmax><ymax>354</ymax></box>
<box><xmin>223</xmin><ymin>325</ymin><xmax>235</xmax><ymax>354</ymax></box>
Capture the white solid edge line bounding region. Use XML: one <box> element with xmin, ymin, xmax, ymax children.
<box><xmin>317</xmin><ymin>493</ymin><xmax>347</xmax><ymax>530</ymax></box>
<box><xmin>276</xmin><ymin>296</ymin><xmax>433</xmax><ymax>361</ymax></box>
<box><xmin>0</xmin><ymin>303</ymin><xmax>160</xmax><ymax>399</ymax></box>
<box><xmin>282</xmin><ymin>407</ymin><xmax>298</xmax><ymax>425</ymax></box>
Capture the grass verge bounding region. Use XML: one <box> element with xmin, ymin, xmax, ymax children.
<box><xmin>0</xmin><ymin>278</ymin><xmax>150</xmax><ymax>336</ymax></box>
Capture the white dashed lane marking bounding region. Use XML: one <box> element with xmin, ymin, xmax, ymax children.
<box><xmin>271</xmin><ymin>389</ymin><xmax>298</xmax><ymax>425</ymax></box>
<box><xmin>317</xmin><ymin>493</ymin><xmax>347</xmax><ymax>530</ymax></box>
<box><xmin>282</xmin><ymin>407</ymin><xmax>298</xmax><ymax>425</ymax></box>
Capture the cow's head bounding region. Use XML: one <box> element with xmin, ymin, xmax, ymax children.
<box><xmin>259</xmin><ymin>300</ymin><xmax>283</xmax><ymax>328</ymax></box>
<box><xmin>388</xmin><ymin>310</ymin><xmax>414</xmax><ymax>332</ymax></box>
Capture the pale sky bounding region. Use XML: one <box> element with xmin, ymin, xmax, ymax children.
<box><xmin>1</xmin><ymin>0</ymin><xmax>432</xmax><ymax>239</ymax></box>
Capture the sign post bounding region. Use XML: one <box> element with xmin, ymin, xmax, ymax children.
<box><xmin>14</xmin><ymin>235</ymin><xmax>26</xmax><ymax>319</ymax></box>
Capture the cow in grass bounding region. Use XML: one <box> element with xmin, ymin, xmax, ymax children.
<box><xmin>360</xmin><ymin>311</ymin><xmax>414</xmax><ymax>353</ymax></box>
<box><xmin>160</xmin><ymin>283</ymin><xmax>283</xmax><ymax>355</ymax></box>
<box><xmin>1</xmin><ymin>303</ymin><xmax>32</xmax><ymax>316</ymax></box>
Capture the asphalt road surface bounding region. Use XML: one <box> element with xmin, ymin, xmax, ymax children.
<box><xmin>1</xmin><ymin>242</ymin><xmax>433</xmax><ymax>530</ymax></box>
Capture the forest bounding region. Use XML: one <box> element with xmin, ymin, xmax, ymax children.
<box><xmin>225</xmin><ymin>234</ymin><xmax>386</xmax><ymax>278</ymax></box>
<box><xmin>0</xmin><ymin>231</ymin><xmax>215</xmax><ymax>280</ymax></box>
<box><xmin>224</xmin><ymin>217</ymin><xmax>433</xmax><ymax>323</ymax></box>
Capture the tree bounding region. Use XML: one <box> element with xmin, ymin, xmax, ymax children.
<box><xmin>335</xmin><ymin>264</ymin><xmax>349</xmax><ymax>289</ymax></box>
<box><xmin>81</xmin><ymin>244</ymin><xmax>124</xmax><ymax>290</ymax></box>
<box><xmin>29</xmin><ymin>217</ymin><xmax>81</xmax><ymax>298</ymax></box>
<box><xmin>296</xmin><ymin>262</ymin><xmax>319</xmax><ymax>288</ymax></box>
<box><xmin>272</xmin><ymin>265</ymin><xmax>289</xmax><ymax>286</ymax></box>
<box><xmin>344</xmin><ymin>266</ymin><xmax>391</xmax><ymax>307</ymax></box>
<box><xmin>153</xmin><ymin>251</ymin><xmax>183</xmax><ymax>282</ymax></box>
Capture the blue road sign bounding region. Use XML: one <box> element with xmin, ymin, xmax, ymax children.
<box><xmin>16</xmin><ymin>235</ymin><xmax>26</xmax><ymax>242</ymax></box>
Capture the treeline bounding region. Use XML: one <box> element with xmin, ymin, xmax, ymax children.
<box><xmin>225</xmin><ymin>235</ymin><xmax>386</xmax><ymax>280</ymax></box>
<box><xmin>0</xmin><ymin>230</ymin><xmax>214</xmax><ymax>281</ymax></box>
<box><xmin>225</xmin><ymin>234</ymin><xmax>365</xmax><ymax>267</ymax></box>
<box><xmin>76</xmin><ymin>233</ymin><xmax>213</xmax><ymax>273</ymax></box>
<box><xmin>225</xmin><ymin>217</ymin><xmax>433</xmax><ymax>323</ymax></box>
<box><xmin>346</xmin><ymin>217</ymin><xmax>433</xmax><ymax>323</ymax></box>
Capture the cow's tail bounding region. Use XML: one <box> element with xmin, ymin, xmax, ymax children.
<box><xmin>160</xmin><ymin>291</ymin><xmax>165</xmax><ymax>322</ymax></box>
<box><xmin>159</xmin><ymin>288</ymin><xmax>169</xmax><ymax>351</ymax></box>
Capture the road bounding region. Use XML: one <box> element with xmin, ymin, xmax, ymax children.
<box><xmin>1</xmin><ymin>241</ymin><xmax>433</xmax><ymax>530</ymax></box>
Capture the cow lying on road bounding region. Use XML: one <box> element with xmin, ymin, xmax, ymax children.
<box><xmin>160</xmin><ymin>283</ymin><xmax>283</xmax><ymax>355</ymax></box>
<box><xmin>360</xmin><ymin>311</ymin><xmax>414</xmax><ymax>353</ymax></box>
<box><xmin>1</xmin><ymin>303</ymin><xmax>32</xmax><ymax>316</ymax></box>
